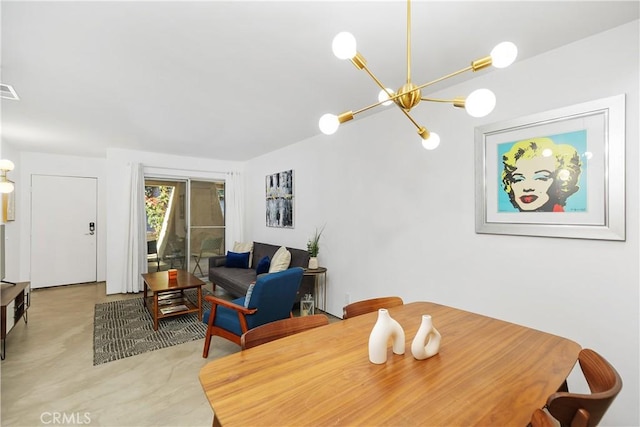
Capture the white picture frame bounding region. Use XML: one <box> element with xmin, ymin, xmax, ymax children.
<box><xmin>475</xmin><ymin>94</ymin><xmax>625</xmax><ymax>240</ymax></box>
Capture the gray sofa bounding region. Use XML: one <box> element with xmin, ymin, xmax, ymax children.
<box><xmin>208</xmin><ymin>241</ymin><xmax>313</xmax><ymax>301</ymax></box>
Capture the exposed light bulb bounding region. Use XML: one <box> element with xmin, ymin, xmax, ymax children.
<box><xmin>491</xmin><ymin>42</ymin><xmax>518</xmax><ymax>68</ymax></box>
<box><xmin>319</xmin><ymin>113</ymin><xmax>340</xmax><ymax>135</ymax></box>
<box><xmin>465</xmin><ymin>89</ymin><xmax>496</xmax><ymax>118</ymax></box>
<box><xmin>332</xmin><ymin>32</ymin><xmax>357</xmax><ymax>60</ymax></box>
<box><xmin>0</xmin><ymin>159</ymin><xmax>15</xmax><ymax>171</ymax></box>
<box><xmin>0</xmin><ymin>180</ymin><xmax>14</xmax><ymax>194</ymax></box>
<box><xmin>378</xmin><ymin>89</ymin><xmax>395</xmax><ymax>106</ymax></box>
<box><xmin>421</xmin><ymin>132</ymin><xmax>440</xmax><ymax>150</ymax></box>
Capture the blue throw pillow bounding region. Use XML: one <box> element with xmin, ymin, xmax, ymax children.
<box><xmin>255</xmin><ymin>256</ymin><xmax>271</xmax><ymax>275</ymax></box>
<box><xmin>226</xmin><ymin>251</ymin><xmax>250</xmax><ymax>269</ymax></box>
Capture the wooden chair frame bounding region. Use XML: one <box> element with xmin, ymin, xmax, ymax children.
<box><xmin>530</xmin><ymin>348</ymin><xmax>622</xmax><ymax>427</ymax></box>
<box><xmin>343</xmin><ymin>296</ymin><xmax>404</xmax><ymax>319</ymax></box>
<box><xmin>240</xmin><ymin>314</ymin><xmax>329</xmax><ymax>350</ymax></box>
<box><xmin>202</xmin><ymin>295</ymin><xmax>257</xmax><ymax>358</ymax></box>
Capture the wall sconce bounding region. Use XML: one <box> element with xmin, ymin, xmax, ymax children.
<box><xmin>0</xmin><ymin>159</ymin><xmax>15</xmax><ymax>194</ymax></box>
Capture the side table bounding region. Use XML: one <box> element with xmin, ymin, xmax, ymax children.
<box><xmin>1</xmin><ymin>281</ymin><xmax>31</xmax><ymax>360</ymax></box>
<box><xmin>303</xmin><ymin>267</ymin><xmax>327</xmax><ymax>312</ymax></box>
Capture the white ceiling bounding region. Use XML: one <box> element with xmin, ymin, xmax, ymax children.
<box><xmin>1</xmin><ymin>1</ymin><xmax>638</xmax><ymax>161</ymax></box>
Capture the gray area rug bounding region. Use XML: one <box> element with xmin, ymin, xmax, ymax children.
<box><xmin>93</xmin><ymin>289</ymin><xmax>212</xmax><ymax>365</ymax></box>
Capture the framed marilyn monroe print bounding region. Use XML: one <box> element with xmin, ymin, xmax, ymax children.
<box><xmin>475</xmin><ymin>94</ymin><xmax>625</xmax><ymax>241</ymax></box>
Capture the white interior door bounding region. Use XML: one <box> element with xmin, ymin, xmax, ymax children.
<box><xmin>31</xmin><ymin>175</ymin><xmax>97</xmax><ymax>288</ymax></box>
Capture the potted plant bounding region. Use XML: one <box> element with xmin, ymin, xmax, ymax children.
<box><xmin>307</xmin><ymin>226</ymin><xmax>324</xmax><ymax>269</ymax></box>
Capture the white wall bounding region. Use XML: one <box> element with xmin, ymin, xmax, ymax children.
<box><xmin>105</xmin><ymin>148</ymin><xmax>243</xmax><ymax>294</ymax></box>
<box><xmin>8</xmin><ymin>152</ymin><xmax>108</xmax><ymax>283</ymax></box>
<box><xmin>245</xmin><ymin>21</ymin><xmax>639</xmax><ymax>426</ymax></box>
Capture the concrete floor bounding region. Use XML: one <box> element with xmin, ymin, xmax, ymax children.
<box><xmin>0</xmin><ymin>281</ymin><xmax>240</xmax><ymax>427</ymax></box>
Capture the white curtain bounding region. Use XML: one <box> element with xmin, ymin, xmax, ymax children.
<box><xmin>122</xmin><ymin>162</ymin><xmax>147</xmax><ymax>293</ymax></box>
<box><xmin>225</xmin><ymin>171</ymin><xmax>245</xmax><ymax>251</ymax></box>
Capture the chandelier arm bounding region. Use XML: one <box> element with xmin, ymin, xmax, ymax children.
<box><xmin>397</xmin><ymin>108</ymin><xmax>423</xmax><ymax>131</ymax></box>
<box><xmin>422</xmin><ymin>97</ymin><xmax>452</xmax><ymax>103</ymax></box>
<box><xmin>348</xmin><ymin>63</ymin><xmax>476</xmax><ymax>120</ymax></box>
<box><xmin>359</xmin><ymin>63</ymin><xmax>394</xmax><ymax>95</ymax></box>
<box><xmin>421</xmin><ymin>97</ymin><xmax>458</xmax><ymax>103</ymax></box>
<box><xmin>407</xmin><ymin>0</ymin><xmax>412</xmax><ymax>84</ymax></box>
<box><xmin>415</xmin><ymin>65</ymin><xmax>474</xmax><ymax>92</ymax></box>
<box><xmin>352</xmin><ymin>101</ymin><xmax>386</xmax><ymax>116</ymax></box>
<box><xmin>358</xmin><ymin>64</ymin><xmax>475</xmax><ymax>110</ymax></box>
<box><xmin>349</xmin><ymin>93</ymin><xmax>425</xmax><ymax>129</ymax></box>
<box><xmin>422</xmin><ymin>97</ymin><xmax>466</xmax><ymax>108</ymax></box>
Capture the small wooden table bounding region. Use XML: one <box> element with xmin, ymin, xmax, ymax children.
<box><xmin>199</xmin><ymin>301</ymin><xmax>581</xmax><ymax>426</ymax></box>
<box><xmin>141</xmin><ymin>270</ymin><xmax>205</xmax><ymax>331</ymax></box>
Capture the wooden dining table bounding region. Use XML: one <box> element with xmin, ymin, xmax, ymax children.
<box><xmin>199</xmin><ymin>301</ymin><xmax>581</xmax><ymax>426</ymax></box>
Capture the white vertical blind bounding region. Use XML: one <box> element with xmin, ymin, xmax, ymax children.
<box><xmin>225</xmin><ymin>171</ymin><xmax>244</xmax><ymax>251</ymax></box>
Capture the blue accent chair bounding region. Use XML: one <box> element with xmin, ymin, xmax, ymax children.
<box><xmin>202</xmin><ymin>267</ymin><xmax>304</xmax><ymax>358</ymax></box>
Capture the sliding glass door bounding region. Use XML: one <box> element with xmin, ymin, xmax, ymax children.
<box><xmin>145</xmin><ymin>179</ymin><xmax>188</xmax><ymax>272</ymax></box>
<box><xmin>144</xmin><ymin>178</ymin><xmax>225</xmax><ymax>277</ymax></box>
<box><xmin>189</xmin><ymin>181</ymin><xmax>225</xmax><ymax>277</ymax></box>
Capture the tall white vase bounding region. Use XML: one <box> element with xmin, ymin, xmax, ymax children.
<box><xmin>368</xmin><ymin>309</ymin><xmax>405</xmax><ymax>364</ymax></box>
<box><xmin>411</xmin><ymin>314</ymin><xmax>442</xmax><ymax>360</ymax></box>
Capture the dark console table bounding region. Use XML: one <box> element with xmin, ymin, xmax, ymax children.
<box><xmin>1</xmin><ymin>281</ymin><xmax>30</xmax><ymax>360</ymax></box>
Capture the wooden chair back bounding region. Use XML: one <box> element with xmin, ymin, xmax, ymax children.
<box><xmin>532</xmin><ymin>348</ymin><xmax>622</xmax><ymax>427</ymax></box>
<box><xmin>530</xmin><ymin>408</ymin><xmax>555</xmax><ymax>427</ymax></box>
<box><xmin>342</xmin><ymin>296</ymin><xmax>404</xmax><ymax>319</ymax></box>
<box><xmin>241</xmin><ymin>314</ymin><xmax>329</xmax><ymax>350</ymax></box>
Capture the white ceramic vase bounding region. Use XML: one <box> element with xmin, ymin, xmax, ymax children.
<box><xmin>410</xmin><ymin>314</ymin><xmax>442</xmax><ymax>360</ymax></box>
<box><xmin>368</xmin><ymin>308</ymin><xmax>405</xmax><ymax>364</ymax></box>
<box><xmin>308</xmin><ymin>257</ymin><xmax>319</xmax><ymax>269</ymax></box>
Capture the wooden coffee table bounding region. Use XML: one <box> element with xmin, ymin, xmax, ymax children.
<box><xmin>141</xmin><ymin>270</ymin><xmax>205</xmax><ymax>330</ymax></box>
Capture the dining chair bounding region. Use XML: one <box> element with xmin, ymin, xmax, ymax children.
<box><xmin>342</xmin><ymin>296</ymin><xmax>404</xmax><ymax>319</ymax></box>
<box><xmin>530</xmin><ymin>408</ymin><xmax>555</xmax><ymax>427</ymax></box>
<box><xmin>240</xmin><ymin>314</ymin><xmax>329</xmax><ymax>350</ymax></box>
<box><xmin>202</xmin><ymin>267</ymin><xmax>304</xmax><ymax>358</ymax></box>
<box><xmin>530</xmin><ymin>348</ymin><xmax>622</xmax><ymax>427</ymax></box>
<box><xmin>147</xmin><ymin>240</ymin><xmax>160</xmax><ymax>272</ymax></box>
<box><xmin>192</xmin><ymin>236</ymin><xmax>222</xmax><ymax>276</ymax></box>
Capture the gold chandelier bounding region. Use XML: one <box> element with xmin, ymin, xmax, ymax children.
<box><xmin>319</xmin><ymin>0</ymin><xmax>517</xmax><ymax>150</ymax></box>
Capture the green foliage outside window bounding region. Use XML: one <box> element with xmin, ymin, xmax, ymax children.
<box><xmin>145</xmin><ymin>186</ymin><xmax>173</xmax><ymax>239</ymax></box>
